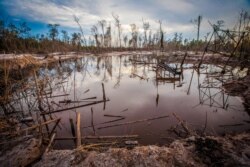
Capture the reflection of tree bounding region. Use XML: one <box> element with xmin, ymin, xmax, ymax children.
<box><xmin>95</xmin><ymin>57</ymin><xmax>101</xmax><ymax>76</ymax></box>
<box><xmin>80</xmin><ymin>57</ymin><xmax>91</xmax><ymax>82</ymax></box>
<box><xmin>102</xmin><ymin>56</ymin><xmax>112</xmax><ymax>82</ymax></box>
<box><xmin>114</xmin><ymin>56</ymin><xmax>122</xmax><ymax>88</ymax></box>
<box><xmin>106</xmin><ymin>56</ymin><xmax>113</xmax><ymax>78</ymax></box>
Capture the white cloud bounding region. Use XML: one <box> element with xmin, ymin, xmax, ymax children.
<box><xmin>4</xmin><ymin>0</ymin><xmax>250</xmax><ymax>39</ymax></box>
<box><xmin>154</xmin><ymin>0</ymin><xmax>195</xmax><ymax>14</ymax></box>
<box><xmin>9</xmin><ymin>0</ymin><xmax>100</xmax><ymax>28</ymax></box>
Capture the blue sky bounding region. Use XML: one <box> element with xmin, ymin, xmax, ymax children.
<box><xmin>0</xmin><ymin>0</ymin><xmax>250</xmax><ymax>40</ymax></box>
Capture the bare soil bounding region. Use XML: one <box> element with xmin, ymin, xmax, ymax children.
<box><xmin>1</xmin><ymin>132</ymin><xmax>249</xmax><ymax>167</ymax></box>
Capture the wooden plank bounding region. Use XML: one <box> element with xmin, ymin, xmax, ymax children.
<box><xmin>76</xmin><ymin>112</ymin><xmax>81</xmax><ymax>147</ymax></box>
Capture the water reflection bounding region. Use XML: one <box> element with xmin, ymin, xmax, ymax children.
<box><xmin>1</xmin><ymin>54</ymin><xmax>249</xmax><ymax>149</ymax></box>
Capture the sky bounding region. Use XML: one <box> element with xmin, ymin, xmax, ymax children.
<box><xmin>0</xmin><ymin>0</ymin><xmax>250</xmax><ymax>41</ymax></box>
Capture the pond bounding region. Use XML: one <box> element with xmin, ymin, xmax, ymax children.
<box><xmin>9</xmin><ymin>54</ymin><xmax>250</xmax><ymax>149</ymax></box>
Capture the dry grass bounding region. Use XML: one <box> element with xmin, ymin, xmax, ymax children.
<box><xmin>0</xmin><ymin>55</ymin><xmax>40</xmax><ymax>70</ymax></box>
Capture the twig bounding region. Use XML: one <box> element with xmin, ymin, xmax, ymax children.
<box><xmin>45</xmin><ymin>133</ymin><xmax>56</xmax><ymax>153</ymax></box>
<box><xmin>172</xmin><ymin>113</ymin><xmax>194</xmax><ymax>136</ymax></box>
<box><xmin>55</xmin><ymin>135</ymin><xmax>139</xmax><ymax>140</ymax></box>
<box><xmin>104</xmin><ymin>114</ymin><xmax>124</xmax><ymax>118</ymax></box>
<box><xmin>98</xmin><ymin>115</ymin><xmax>169</xmax><ymax>130</ymax></box>
<box><xmin>219</xmin><ymin>123</ymin><xmax>244</xmax><ymax>127</ymax></box>
<box><xmin>102</xmin><ymin>83</ymin><xmax>106</xmax><ymax>110</ymax></box>
<box><xmin>19</xmin><ymin>118</ymin><xmax>61</xmax><ymax>133</ymax></box>
<box><xmin>41</xmin><ymin>100</ymin><xmax>109</xmax><ymax>115</ymax></box>
<box><xmin>91</xmin><ymin>108</ymin><xmax>96</xmax><ymax>135</ymax></box>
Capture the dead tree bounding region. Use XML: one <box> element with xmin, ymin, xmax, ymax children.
<box><xmin>73</xmin><ymin>15</ymin><xmax>87</xmax><ymax>46</ymax></box>
<box><xmin>142</xmin><ymin>19</ymin><xmax>150</xmax><ymax>48</ymax></box>
<box><xmin>129</xmin><ymin>24</ymin><xmax>138</xmax><ymax>48</ymax></box>
<box><xmin>104</xmin><ymin>22</ymin><xmax>112</xmax><ymax>48</ymax></box>
<box><xmin>91</xmin><ymin>25</ymin><xmax>100</xmax><ymax>48</ymax></box>
<box><xmin>191</xmin><ymin>15</ymin><xmax>203</xmax><ymax>42</ymax></box>
<box><xmin>98</xmin><ymin>20</ymin><xmax>107</xmax><ymax>47</ymax></box>
<box><xmin>112</xmin><ymin>13</ymin><xmax>122</xmax><ymax>48</ymax></box>
<box><xmin>158</xmin><ymin>20</ymin><xmax>164</xmax><ymax>50</ymax></box>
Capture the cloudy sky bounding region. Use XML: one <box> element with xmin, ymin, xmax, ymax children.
<box><xmin>0</xmin><ymin>0</ymin><xmax>249</xmax><ymax>40</ymax></box>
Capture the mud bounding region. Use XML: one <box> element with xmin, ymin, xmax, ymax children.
<box><xmin>32</xmin><ymin>132</ymin><xmax>250</xmax><ymax>167</ymax></box>
<box><xmin>0</xmin><ymin>137</ymin><xmax>42</xmax><ymax>167</ymax></box>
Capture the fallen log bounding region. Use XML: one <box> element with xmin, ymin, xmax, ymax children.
<box><xmin>55</xmin><ymin>135</ymin><xmax>139</xmax><ymax>140</ymax></box>
<box><xmin>81</xmin><ymin>97</ymin><xmax>97</xmax><ymax>100</ymax></box>
<box><xmin>104</xmin><ymin>114</ymin><xmax>124</xmax><ymax>118</ymax></box>
<box><xmin>83</xmin><ymin>117</ymin><xmax>125</xmax><ymax>129</ymax></box>
<box><xmin>41</xmin><ymin>100</ymin><xmax>109</xmax><ymax>115</ymax></box>
<box><xmin>48</xmin><ymin>94</ymin><xmax>69</xmax><ymax>98</ymax></box>
<box><xmin>98</xmin><ymin>115</ymin><xmax>169</xmax><ymax>130</ymax></box>
<box><xmin>18</xmin><ymin>118</ymin><xmax>61</xmax><ymax>133</ymax></box>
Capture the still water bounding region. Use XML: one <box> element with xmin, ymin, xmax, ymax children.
<box><xmin>36</xmin><ymin>54</ymin><xmax>249</xmax><ymax>149</ymax></box>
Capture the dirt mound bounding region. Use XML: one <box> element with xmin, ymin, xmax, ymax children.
<box><xmin>33</xmin><ymin>133</ymin><xmax>250</xmax><ymax>167</ymax></box>
<box><xmin>0</xmin><ymin>138</ymin><xmax>42</xmax><ymax>167</ymax></box>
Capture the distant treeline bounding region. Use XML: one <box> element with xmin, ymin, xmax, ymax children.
<box><xmin>0</xmin><ymin>10</ymin><xmax>249</xmax><ymax>54</ymax></box>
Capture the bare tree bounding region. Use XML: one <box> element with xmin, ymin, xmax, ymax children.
<box><xmin>73</xmin><ymin>15</ymin><xmax>87</xmax><ymax>46</ymax></box>
<box><xmin>138</xmin><ymin>35</ymin><xmax>142</xmax><ymax>48</ymax></box>
<box><xmin>91</xmin><ymin>25</ymin><xmax>100</xmax><ymax>47</ymax></box>
<box><xmin>204</xmin><ymin>32</ymin><xmax>210</xmax><ymax>42</ymax></box>
<box><xmin>129</xmin><ymin>24</ymin><xmax>138</xmax><ymax>48</ymax></box>
<box><xmin>19</xmin><ymin>22</ymin><xmax>31</xmax><ymax>38</ymax></box>
<box><xmin>104</xmin><ymin>22</ymin><xmax>112</xmax><ymax>47</ymax></box>
<box><xmin>112</xmin><ymin>13</ymin><xmax>122</xmax><ymax>47</ymax></box>
<box><xmin>123</xmin><ymin>35</ymin><xmax>128</xmax><ymax>47</ymax></box>
<box><xmin>71</xmin><ymin>32</ymin><xmax>81</xmax><ymax>46</ymax></box>
<box><xmin>142</xmin><ymin>19</ymin><xmax>150</xmax><ymax>47</ymax></box>
<box><xmin>98</xmin><ymin>20</ymin><xmax>107</xmax><ymax>47</ymax></box>
<box><xmin>47</xmin><ymin>24</ymin><xmax>60</xmax><ymax>41</ymax></box>
<box><xmin>61</xmin><ymin>30</ymin><xmax>69</xmax><ymax>44</ymax></box>
<box><xmin>158</xmin><ymin>20</ymin><xmax>164</xmax><ymax>50</ymax></box>
<box><xmin>191</xmin><ymin>15</ymin><xmax>202</xmax><ymax>41</ymax></box>
<box><xmin>148</xmin><ymin>30</ymin><xmax>152</xmax><ymax>47</ymax></box>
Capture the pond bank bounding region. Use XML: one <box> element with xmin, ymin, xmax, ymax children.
<box><xmin>0</xmin><ymin>51</ymin><xmax>249</xmax><ymax>166</ymax></box>
<box><xmin>0</xmin><ymin>51</ymin><xmax>243</xmax><ymax>69</ymax></box>
<box><xmin>1</xmin><ymin>132</ymin><xmax>249</xmax><ymax>167</ymax></box>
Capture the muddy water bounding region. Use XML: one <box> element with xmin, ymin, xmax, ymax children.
<box><xmin>37</xmin><ymin>54</ymin><xmax>249</xmax><ymax>149</ymax></box>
